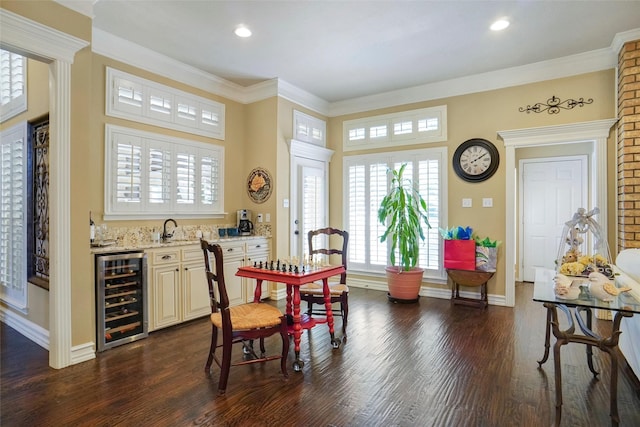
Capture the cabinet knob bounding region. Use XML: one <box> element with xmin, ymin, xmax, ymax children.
<box><xmin>227</xmin><ymin>248</ymin><xmax>233</xmax><ymax>252</ymax></box>
<box><xmin>175</xmin><ymin>268</ymin><xmax>179</xmax><ymax>272</ymax></box>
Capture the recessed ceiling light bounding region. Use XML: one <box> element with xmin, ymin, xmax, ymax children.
<box><xmin>490</xmin><ymin>19</ymin><xmax>510</xmax><ymax>31</ymax></box>
<box><xmin>234</xmin><ymin>25</ymin><xmax>252</xmax><ymax>38</ymax></box>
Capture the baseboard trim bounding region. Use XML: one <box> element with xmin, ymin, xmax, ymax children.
<box><xmin>0</xmin><ymin>307</ymin><xmax>49</xmax><ymax>350</ymax></box>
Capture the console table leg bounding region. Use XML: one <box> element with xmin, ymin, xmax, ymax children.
<box><xmin>553</xmin><ymin>338</ymin><xmax>565</xmax><ymax>426</ymax></box>
<box><xmin>538</xmin><ymin>308</ymin><xmax>552</xmax><ymax>366</ymax></box>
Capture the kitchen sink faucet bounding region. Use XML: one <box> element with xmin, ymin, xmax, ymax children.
<box><xmin>162</xmin><ymin>219</ymin><xmax>178</xmax><ymax>242</ymax></box>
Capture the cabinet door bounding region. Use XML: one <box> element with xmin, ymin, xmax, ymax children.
<box><xmin>182</xmin><ymin>261</ymin><xmax>211</xmax><ymax>321</ymax></box>
<box><xmin>245</xmin><ymin>250</ymin><xmax>269</xmax><ymax>301</ymax></box>
<box><xmin>150</xmin><ymin>264</ymin><xmax>181</xmax><ymax>331</ymax></box>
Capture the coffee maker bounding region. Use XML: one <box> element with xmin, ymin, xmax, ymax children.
<box><xmin>237</xmin><ymin>209</ymin><xmax>254</xmax><ymax>236</ymax></box>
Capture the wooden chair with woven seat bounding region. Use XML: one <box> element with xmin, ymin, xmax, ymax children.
<box><xmin>299</xmin><ymin>227</ymin><xmax>349</xmax><ymax>337</ymax></box>
<box><xmin>201</xmin><ymin>240</ymin><xmax>289</xmax><ymax>395</ymax></box>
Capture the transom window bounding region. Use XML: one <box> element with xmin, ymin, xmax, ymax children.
<box><xmin>343</xmin><ymin>105</ymin><xmax>447</xmax><ymax>152</ymax></box>
<box><xmin>106</xmin><ymin>67</ymin><xmax>225</xmax><ymax>140</ymax></box>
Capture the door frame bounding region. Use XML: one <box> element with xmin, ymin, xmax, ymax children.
<box><xmin>499</xmin><ymin>119</ymin><xmax>616</xmax><ymax>307</ymax></box>
<box><xmin>289</xmin><ymin>139</ymin><xmax>334</xmax><ymax>258</ymax></box>
<box><xmin>518</xmin><ymin>155</ymin><xmax>588</xmax><ymax>282</ymax></box>
<box><xmin>1</xmin><ymin>9</ymin><xmax>89</xmax><ymax>368</ymax></box>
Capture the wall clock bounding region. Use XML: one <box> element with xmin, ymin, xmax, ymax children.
<box><xmin>452</xmin><ymin>138</ymin><xmax>500</xmax><ymax>182</ymax></box>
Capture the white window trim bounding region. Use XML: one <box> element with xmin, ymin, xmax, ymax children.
<box><xmin>343</xmin><ymin>146</ymin><xmax>448</xmax><ymax>282</ymax></box>
<box><xmin>104</xmin><ymin>124</ymin><xmax>225</xmax><ymax>220</ymax></box>
<box><xmin>106</xmin><ymin>67</ymin><xmax>226</xmax><ymax>140</ymax></box>
<box><xmin>343</xmin><ymin>105</ymin><xmax>447</xmax><ymax>152</ymax></box>
<box><xmin>0</xmin><ymin>51</ymin><xmax>27</xmax><ymax>123</ymax></box>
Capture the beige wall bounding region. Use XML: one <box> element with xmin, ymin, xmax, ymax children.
<box><xmin>328</xmin><ymin>70</ymin><xmax>616</xmax><ymax>296</ymax></box>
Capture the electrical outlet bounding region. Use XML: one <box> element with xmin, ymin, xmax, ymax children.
<box><xmin>462</xmin><ymin>198</ymin><xmax>472</xmax><ymax>208</ymax></box>
<box><xmin>265</xmin><ymin>213</ymin><xmax>271</xmax><ymax>222</ymax></box>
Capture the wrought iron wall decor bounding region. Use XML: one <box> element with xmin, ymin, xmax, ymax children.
<box><xmin>519</xmin><ymin>95</ymin><xmax>593</xmax><ymax>114</ymax></box>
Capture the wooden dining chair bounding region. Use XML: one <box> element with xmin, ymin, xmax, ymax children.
<box><xmin>201</xmin><ymin>240</ymin><xmax>289</xmax><ymax>394</ymax></box>
<box><xmin>299</xmin><ymin>227</ymin><xmax>349</xmax><ymax>336</ymax></box>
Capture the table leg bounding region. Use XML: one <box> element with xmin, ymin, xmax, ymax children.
<box><xmin>584</xmin><ymin>308</ymin><xmax>598</xmax><ymax>377</ymax></box>
<box><xmin>537</xmin><ymin>307</ymin><xmax>552</xmax><ymax>366</ymax></box>
<box><xmin>322</xmin><ymin>277</ymin><xmax>340</xmax><ymax>349</ymax></box>
<box><xmin>253</xmin><ymin>279</ymin><xmax>263</xmax><ymax>303</ymax></box>
<box><xmin>292</xmin><ymin>285</ymin><xmax>304</xmax><ymax>372</ymax></box>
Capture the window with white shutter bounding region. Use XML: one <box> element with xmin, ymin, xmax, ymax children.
<box><xmin>106</xmin><ymin>67</ymin><xmax>225</xmax><ymax>140</ymax></box>
<box><xmin>0</xmin><ymin>123</ymin><xmax>27</xmax><ymax>309</ymax></box>
<box><xmin>0</xmin><ymin>50</ymin><xmax>27</xmax><ymax>123</ymax></box>
<box><xmin>343</xmin><ymin>147</ymin><xmax>446</xmax><ymax>280</ymax></box>
<box><xmin>343</xmin><ymin>106</ymin><xmax>447</xmax><ymax>151</ymax></box>
<box><xmin>105</xmin><ymin>124</ymin><xmax>224</xmax><ymax>219</ymax></box>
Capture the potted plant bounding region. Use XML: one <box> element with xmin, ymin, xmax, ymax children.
<box><xmin>378</xmin><ymin>164</ymin><xmax>431</xmax><ymax>302</ymax></box>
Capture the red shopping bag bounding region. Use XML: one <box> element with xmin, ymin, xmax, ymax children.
<box><xmin>444</xmin><ymin>239</ymin><xmax>476</xmax><ymax>271</ymax></box>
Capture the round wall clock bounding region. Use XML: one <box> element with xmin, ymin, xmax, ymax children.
<box><xmin>247</xmin><ymin>167</ymin><xmax>273</xmax><ymax>204</ymax></box>
<box><xmin>452</xmin><ymin>138</ymin><xmax>500</xmax><ymax>182</ymax></box>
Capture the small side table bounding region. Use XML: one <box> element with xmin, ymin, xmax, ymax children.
<box><xmin>446</xmin><ymin>269</ymin><xmax>493</xmax><ymax>309</ymax></box>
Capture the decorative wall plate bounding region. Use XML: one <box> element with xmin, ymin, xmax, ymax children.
<box><xmin>247</xmin><ymin>167</ymin><xmax>273</xmax><ymax>204</ymax></box>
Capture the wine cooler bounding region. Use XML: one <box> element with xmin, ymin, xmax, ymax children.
<box><xmin>95</xmin><ymin>251</ymin><xmax>148</xmax><ymax>352</ymax></box>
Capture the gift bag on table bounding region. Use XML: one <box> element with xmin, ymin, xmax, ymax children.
<box><xmin>476</xmin><ymin>246</ymin><xmax>497</xmax><ymax>272</ymax></box>
<box><xmin>444</xmin><ymin>239</ymin><xmax>476</xmax><ymax>271</ymax></box>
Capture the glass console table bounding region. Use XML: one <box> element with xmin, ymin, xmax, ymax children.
<box><xmin>532</xmin><ymin>268</ymin><xmax>640</xmax><ymax>427</ymax></box>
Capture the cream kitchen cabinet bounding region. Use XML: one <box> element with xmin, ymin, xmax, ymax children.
<box><xmin>217</xmin><ymin>237</ymin><xmax>271</xmax><ymax>304</ymax></box>
<box><xmin>147</xmin><ymin>245</ymin><xmax>210</xmax><ymax>331</ymax></box>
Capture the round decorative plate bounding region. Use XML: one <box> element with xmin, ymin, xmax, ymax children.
<box><xmin>247</xmin><ymin>167</ymin><xmax>273</xmax><ymax>204</ymax></box>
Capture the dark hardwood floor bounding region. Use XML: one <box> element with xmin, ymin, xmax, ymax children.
<box><xmin>2</xmin><ymin>283</ymin><xmax>639</xmax><ymax>426</ymax></box>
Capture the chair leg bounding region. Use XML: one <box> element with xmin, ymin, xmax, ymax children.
<box><xmin>341</xmin><ymin>293</ymin><xmax>348</xmax><ymax>336</ymax></box>
<box><xmin>205</xmin><ymin>325</ymin><xmax>217</xmax><ymax>372</ymax></box>
<box><xmin>218</xmin><ymin>332</ymin><xmax>233</xmax><ymax>395</ymax></box>
<box><xmin>279</xmin><ymin>318</ymin><xmax>289</xmax><ymax>377</ymax></box>
<box><xmin>306</xmin><ymin>300</ymin><xmax>313</xmax><ymax>316</ymax></box>
<box><xmin>259</xmin><ymin>337</ymin><xmax>266</xmax><ymax>356</ymax></box>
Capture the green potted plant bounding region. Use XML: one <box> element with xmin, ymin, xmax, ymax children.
<box><xmin>378</xmin><ymin>164</ymin><xmax>431</xmax><ymax>302</ymax></box>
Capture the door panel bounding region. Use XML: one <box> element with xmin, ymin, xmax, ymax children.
<box><xmin>291</xmin><ymin>157</ymin><xmax>327</xmax><ymax>259</ymax></box>
<box><xmin>521</xmin><ymin>157</ymin><xmax>586</xmax><ymax>282</ymax></box>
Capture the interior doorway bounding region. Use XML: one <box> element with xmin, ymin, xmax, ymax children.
<box><xmin>499</xmin><ymin>119</ymin><xmax>616</xmax><ymax>307</ymax></box>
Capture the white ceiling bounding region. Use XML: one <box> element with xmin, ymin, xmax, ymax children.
<box><xmin>81</xmin><ymin>1</ymin><xmax>640</xmax><ymax>104</ymax></box>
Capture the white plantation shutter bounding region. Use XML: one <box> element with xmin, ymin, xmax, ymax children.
<box><xmin>115</xmin><ymin>136</ymin><xmax>143</xmax><ymax>207</ymax></box>
<box><xmin>175</xmin><ymin>151</ymin><xmax>196</xmax><ymax>206</ymax></box>
<box><xmin>302</xmin><ymin>169</ymin><xmax>324</xmax><ymax>257</ymax></box>
<box><xmin>344</xmin><ymin>147</ymin><xmax>446</xmax><ymax>278</ymax></box>
<box><xmin>200</xmin><ymin>153</ymin><xmax>220</xmax><ymax>208</ymax></box>
<box><xmin>0</xmin><ymin>50</ymin><xmax>27</xmax><ymax>122</ymax></box>
<box><xmin>347</xmin><ymin>164</ymin><xmax>365</xmax><ymax>264</ymax></box>
<box><xmin>0</xmin><ymin>123</ymin><xmax>27</xmax><ymax>308</ymax></box>
<box><xmin>105</xmin><ymin>124</ymin><xmax>224</xmax><ymax>218</ymax></box>
<box><xmin>148</xmin><ymin>145</ymin><xmax>171</xmax><ymax>205</ymax></box>
<box><xmin>369</xmin><ymin>163</ymin><xmax>388</xmax><ymax>266</ymax></box>
<box><xmin>418</xmin><ymin>159</ymin><xmax>440</xmax><ymax>269</ymax></box>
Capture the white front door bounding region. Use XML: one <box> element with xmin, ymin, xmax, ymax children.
<box><xmin>520</xmin><ymin>156</ymin><xmax>587</xmax><ymax>282</ymax></box>
<box><xmin>291</xmin><ymin>158</ymin><xmax>327</xmax><ymax>259</ymax></box>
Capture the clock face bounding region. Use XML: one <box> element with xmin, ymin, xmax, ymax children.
<box><xmin>453</xmin><ymin>138</ymin><xmax>499</xmax><ymax>182</ymax></box>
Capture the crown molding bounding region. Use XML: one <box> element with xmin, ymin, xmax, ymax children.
<box><xmin>92</xmin><ymin>28</ymin><xmax>247</xmax><ymax>104</ymax></box>
<box><xmin>88</xmin><ymin>21</ymin><xmax>638</xmax><ymax>118</ymax></box>
<box><xmin>0</xmin><ymin>8</ymin><xmax>89</xmax><ymax>63</ymax></box>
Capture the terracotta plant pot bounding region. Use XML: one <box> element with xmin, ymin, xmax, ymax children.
<box><xmin>385</xmin><ymin>266</ymin><xmax>424</xmax><ymax>303</ymax></box>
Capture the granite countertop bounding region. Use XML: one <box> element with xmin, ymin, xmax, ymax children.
<box><xmin>90</xmin><ymin>235</ymin><xmax>269</xmax><ymax>254</ymax></box>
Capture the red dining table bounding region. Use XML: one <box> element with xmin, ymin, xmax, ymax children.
<box><xmin>236</xmin><ymin>263</ymin><xmax>345</xmax><ymax>371</ymax></box>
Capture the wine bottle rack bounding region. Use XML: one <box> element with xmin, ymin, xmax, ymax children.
<box><xmin>96</xmin><ymin>252</ymin><xmax>148</xmax><ymax>352</ymax></box>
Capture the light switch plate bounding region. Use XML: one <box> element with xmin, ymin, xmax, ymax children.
<box><xmin>462</xmin><ymin>198</ymin><xmax>472</xmax><ymax>208</ymax></box>
<box><xmin>482</xmin><ymin>198</ymin><xmax>493</xmax><ymax>207</ymax></box>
